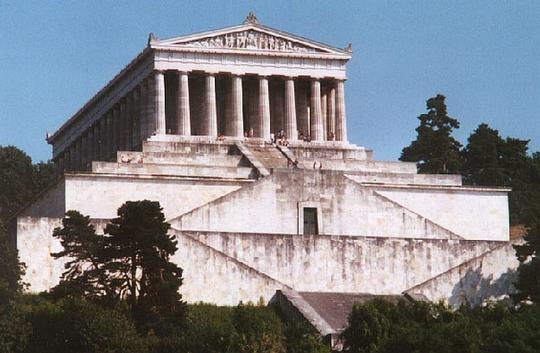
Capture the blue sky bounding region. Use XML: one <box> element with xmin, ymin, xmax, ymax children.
<box><xmin>1</xmin><ymin>1</ymin><xmax>539</xmax><ymax>162</ymax></box>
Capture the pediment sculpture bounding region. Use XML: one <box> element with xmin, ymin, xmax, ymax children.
<box><xmin>177</xmin><ymin>30</ymin><xmax>324</xmax><ymax>53</ymax></box>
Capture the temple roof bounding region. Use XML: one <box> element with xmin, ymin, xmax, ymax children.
<box><xmin>150</xmin><ymin>12</ymin><xmax>352</xmax><ymax>58</ymax></box>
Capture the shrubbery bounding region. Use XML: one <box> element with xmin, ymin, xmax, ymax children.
<box><xmin>342</xmin><ymin>299</ymin><xmax>540</xmax><ymax>353</ymax></box>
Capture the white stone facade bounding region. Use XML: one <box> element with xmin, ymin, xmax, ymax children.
<box><xmin>16</xmin><ymin>14</ymin><xmax>518</xmax><ymax>306</ymax></box>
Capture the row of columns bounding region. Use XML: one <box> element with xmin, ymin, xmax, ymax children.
<box><xmin>56</xmin><ymin>70</ymin><xmax>348</xmax><ymax>173</ymax></box>
<box><xmin>153</xmin><ymin>70</ymin><xmax>347</xmax><ymax>142</ymax></box>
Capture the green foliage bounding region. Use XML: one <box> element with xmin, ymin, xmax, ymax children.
<box><xmin>0</xmin><ymin>146</ymin><xmax>37</xmax><ymax>223</ymax></box>
<box><xmin>231</xmin><ymin>303</ymin><xmax>286</xmax><ymax>353</ymax></box>
<box><xmin>342</xmin><ymin>299</ymin><xmax>540</xmax><ymax>353</ymax></box>
<box><xmin>400</xmin><ymin>95</ymin><xmax>462</xmax><ymax>174</ymax></box>
<box><xmin>104</xmin><ymin>200</ymin><xmax>185</xmax><ymax>331</ymax></box>
<box><xmin>282</xmin><ymin>320</ymin><xmax>330</xmax><ymax>353</ymax></box>
<box><xmin>52</xmin><ymin>201</ymin><xmax>185</xmax><ymax>333</ymax></box>
<box><xmin>514</xmin><ymin>219</ymin><xmax>540</xmax><ymax>303</ymax></box>
<box><xmin>0</xmin><ymin>146</ymin><xmax>56</xmax><ymax>224</ymax></box>
<box><xmin>0</xmin><ymin>221</ymin><xmax>24</xmax><ymax>306</ymax></box>
<box><xmin>51</xmin><ymin>211</ymin><xmax>109</xmax><ymax>301</ymax></box>
<box><xmin>23</xmin><ymin>297</ymin><xmax>147</xmax><ymax>353</ymax></box>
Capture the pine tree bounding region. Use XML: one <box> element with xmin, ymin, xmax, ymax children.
<box><xmin>400</xmin><ymin>95</ymin><xmax>462</xmax><ymax>174</ymax></box>
<box><xmin>103</xmin><ymin>200</ymin><xmax>185</xmax><ymax>329</ymax></box>
<box><xmin>51</xmin><ymin>211</ymin><xmax>109</xmax><ymax>301</ymax></box>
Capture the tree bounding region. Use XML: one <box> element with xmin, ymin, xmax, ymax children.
<box><xmin>0</xmin><ymin>146</ymin><xmax>36</xmax><ymax>224</ymax></box>
<box><xmin>0</xmin><ymin>146</ymin><xmax>57</xmax><ymax>225</ymax></box>
<box><xmin>514</xmin><ymin>219</ymin><xmax>540</xmax><ymax>303</ymax></box>
<box><xmin>0</xmin><ymin>221</ymin><xmax>24</xmax><ymax>306</ymax></box>
<box><xmin>51</xmin><ymin>211</ymin><xmax>109</xmax><ymax>301</ymax></box>
<box><xmin>400</xmin><ymin>95</ymin><xmax>462</xmax><ymax>174</ymax></box>
<box><xmin>461</xmin><ymin>123</ymin><xmax>506</xmax><ymax>186</ymax></box>
<box><xmin>103</xmin><ymin>200</ymin><xmax>185</xmax><ymax>329</ymax></box>
<box><xmin>33</xmin><ymin>161</ymin><xmax>57</xmax><ymax>194</ymax></box>
<box><xmin>24</xmin><ymin>297</ymin><xmax>147</xmax><ymax>353</ymax></box>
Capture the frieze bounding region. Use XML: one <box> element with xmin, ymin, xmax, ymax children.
<box><xmin>178</xmin><ymin>30</ymin><xmax>324</xmax><ymax>53</ymax></box>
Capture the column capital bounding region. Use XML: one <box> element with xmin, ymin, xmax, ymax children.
<box><xmin>153</xmin><ymin>69</ymin><xmax>165</xmax><ymax>74</ymax></box>
<box><xmin>175</xmin><ymin>70</ymin><xmax>191</xmax><ymax>75</ymax></box>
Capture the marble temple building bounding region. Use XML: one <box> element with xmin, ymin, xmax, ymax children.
<box><xmin>15</xmin><ymin>14</ymin><xmax>519</xmax><ymax>341</ymax></box>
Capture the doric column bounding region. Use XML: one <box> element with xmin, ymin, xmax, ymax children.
<box><xmin>63</xmin><ymin>149</ymin><xmax>70</xmax><ymax>172</ymax></box>
<box><xmin>284</xmin><ymin>78</ymin><xmax>297</xmax><ymax>140</ymax></box>
<box><xmin>87</xmin><ymin>126</ymin><xmax>94</xmax><ymax>163</ymax></box>
<box><xmin>106</xmin><ymin>111</ymin><xmax>113</xmax><ymax>160</ymax></box>
<box><xmin>176</xmin><ymin>71</ymin><xmax>191</xmax><ymax>135</ymax></box>
<box><xmin>335</xmin><ymin>80</ymin><xmax>347</xmax><ymax>142</ymax></box>
<box><xmin>120</xmin><ymin>98</ymin><xmax>129</xmax><ymax>150</ymax></box>
<box><xmin>81</xmin><ymin>133</ymin><xmax>88</xmax><ymax>170</ymax></box>
<box><xmin>70</xmin><ymin>143</ymin><xmax>77</xmax><ymax>171</ymax></box>
<box><xmin>321</xmin><ymin>89</ymin><xmax>327</xmax><ymax>141</ymax></box>
<box><xmin>227</xmin><ymin>75</ymin><xmax>244</xmax><ymax>138</ymax></box>
<box><xmin>93</xmin><ymin>123</ymin><xmax>100</xmax><ymax>161</ymax></box>
<box><xmin>132</xmin><ymin>87</ymin><xmax>141</xmax><ymax>148</ymax></box>
<box><xmin>126</xmin><ymin>93</ymin><xmax>134</xmax><ymax>150</ymax></box>
<box><xmin>112</xmin><ymin>105</ymin><xmax>120</xmax><ymax>158</ymax></box>
<box><xmin>202</xmin><ymin>73</ymin><xmax>218</xmax><ymax>137</ymax></box>
<box><xmin>140</xmin><ymin>78</ymin><xmax>152</xmax><ymax>140</ymax></box>
<box><xmin>154</xmin><ymin>70</ymin><xmax>166</xmax><ymax>135</ymax></box>
<box><xmin>99</xmin><ymin>117</ymin><xmax>107</xmax><ymax>160</ymax></box>
<box><xmin>258</xmin><ymin>76</ymin><xmax>271</xmax><ymax>139</ymax></box>
<box><xmin>310</xmin><ymin>79</ymin><xmax>324</xmax><ymax>141</ymax></box>
<box><xmin>327</xmin><ymin>86</ymin><xmax>336</xmax><ymax>141</ymax></box>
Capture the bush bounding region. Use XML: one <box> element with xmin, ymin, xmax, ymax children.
<box><xmin>24</xmin><ymin>297</ymin><xmax>147</xmax><ymax>353</ymax></box>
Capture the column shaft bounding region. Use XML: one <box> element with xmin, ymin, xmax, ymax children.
<box><xmin>99</xmin><ymin>117</ymin><xmax>107</xmax><ymax>160</ymax></box>
<box><xmin>119</xmin><ymin>99</ymin><xmax>127</xmax><ymax>150</ymax></box>
<box><xmin>203</xmin><ymin>74</ymin><xmax>218</xmax><ymax>137</ymax></box>
<box><xmin>106</xmin><ymin>112</ymin><xmax>113</xmax><ymax>160</ymax></box>
<box><xmin>321</xmin><ymin>89</ymin><xmax>327</xmax><ymax>141</ymax></box>
<box><xmin>81</xmin><ymin>133</ymin><xmax>88</xmax><ymax>170</ymax></box>
<box><xmin>87</xmin><ymin>128</ymin><xmax>94</xmax><ymax>164</ymax></box>
<box><xmin>284</xmin><ymin>78</ymin><xmax>297</xmax><ymax>140</ymax></box>
<box><xmin>154</xmin><ymin>70</ymin><xmax>166</xmax><ymax>135</ymax></box>
<box><xmin>310</xmin><ymin>79</ymin><xmax>324</xmax><ymax>141</ymax></box>
<box><xmin>335</xmin><ymin>80</ymin><xmax>347</xmax><ymax>142</ymax></box>
<box><xmin>258</xmin><ymin>77</ymin><xmax>271</xmax><ymax>139</ymax></box>
<box><xmin>112</xmin><ymin>106</ymin><xmax>120</xmax><ymax>160</ymax></box>
<box><xmin>126</xmin><ymin>93</ymin><xmax>134</xmax><ymax>150</ymax></box>
<box><xmin>93</xmin><ymin>123</ymin><xmax>100</xmax><ymax>161</ymax></box>
<box><xmin>327</xmin><ymin>87</ymin><xmax>336</xmax><ymax>141</ymax></box>
<box><xmin>227</xmin><ymin>75</ymin><xmax>244</xmax><ymax>137</ymax></box>
<box><xmin>176</xmin><ymin>72</ymin><xmax>191</xmax><ymax>135</ymax></box>
<box><xmin>132</xmin><ymin>87</ymin><xmax>141</xmax><ymax>148</ymax></box>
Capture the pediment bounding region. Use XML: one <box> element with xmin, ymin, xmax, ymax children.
<box><xmin>155</xmin><ymin>23</ymin><xmax>351</xmax><ymax>56</ymax></box>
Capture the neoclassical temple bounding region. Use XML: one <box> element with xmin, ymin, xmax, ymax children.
<box><xmin>49</xmin><ymin>13</ymin><xmax>350</xmax><ymax>172</ymax></box>
<box><xmin>18</xmin><ymin>14</ymin><xmax>518</xmax><ymax>347</ymax></box>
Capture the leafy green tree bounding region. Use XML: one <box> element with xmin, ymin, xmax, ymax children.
<box><xmin>341</xmin><ymin>299</ymin><xmax>392</xmax><ymax>353</ymax></box>
<box><xmin>33</xmin><ymin>160</ymin><xmax>57</xmax><ymax>193</ymax></box>
<box><xmin>24</xmin><ymin>297</ymin><xmax>147</xmax><ymax>353</ymax></box>
<box><xmin>232</xmin><ymin>303</ymin><xmax>286</xmax><ymax>353</ymax></box>
<box><xmin>0</xmin><ymin>221</ymin><xmax>24</xmax><ymax>306</ymax></box>
<box><xmin>400</xmin><ymin>95</ymin><xmax>462</xmax><ymax>174</ymax></box>
<box><xmin>461</xmin><ymin>123</ymin><xmax>506</xmax><ymax>186</ymax></box>
<box><xmin>0</xmin><ymin>146</ymin><xmax>36</xmax><ymax>223</ymax></box>
<box><xmin>103</xmin><ymin>200</ymin><xmax>185</xmax><ymax>330</ymax></box>
<box><xmin>514</xmin><ymin>220</ymin><xmax>540</xmax><ymax>303</ymax></box>
<box><xmin>51</xmin><ymin>211</ymin><xmax>109</xmax><ymax>301</ymax></box>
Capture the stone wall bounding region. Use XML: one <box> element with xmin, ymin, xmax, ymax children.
<box><xmin>173</xmin><ymin>170</ymin><xmax>507</xmax><ymax>240</ymax></box>
<box><xmin>64</xmin><ymin>174</ymin><xmax>243</xmax><ymax>219</ymax></box>
<box><xmin>404</xmin><ymin>240</ymin><xmax>520</xmax><ymax>307</ymax></box>
<box><xmin>176</xmin><ymin>230</ymin><xmax>503</xmax><ymax>302</ymax></box>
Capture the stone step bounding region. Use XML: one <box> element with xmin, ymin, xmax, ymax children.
<box><xmin>116</xmin><ymin>151</ymin><xmax>246</xmax><ymax>167</ymax></box>
<box><xmin>91</xmin><ymin>161</ymin><xmax>256</xmax><ymax>179</ymax></box>
<box><xmin>297</xmin><ymin>158</ymin><xmax>418</xmax><ymax>173</ymax></box>
<box><xmin>142</xmin><ymin>140</ymin><xmax>238</xmax><ymax>155</ymax></box>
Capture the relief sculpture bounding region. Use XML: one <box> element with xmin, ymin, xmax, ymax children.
<box><xmin>182</xmin><ymin>30</ymin><xmax>321</xmax><ymax>53</ymax></box>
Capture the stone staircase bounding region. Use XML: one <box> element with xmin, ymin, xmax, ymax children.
<box><xmin>90</xmin><ymin>140</ymin><xmax>258</xmax><ymax>180</ymax></box>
